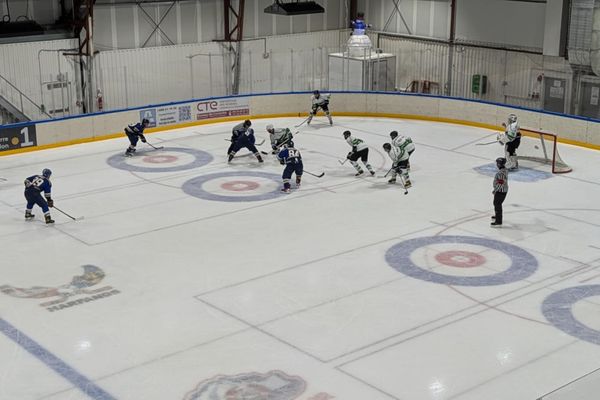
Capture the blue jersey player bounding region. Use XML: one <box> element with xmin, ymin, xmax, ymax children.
<box><xmin>228</xmin><ymin>123</ymin><xmax>264</xmax><ymax>163</ymax></box>
<box><xmin>227</xmin><ymin>120</ymin><xmax>255</xmax><ymax>157</ymax></box>
<box><xmin>277</xmin><ymin>141</ymin><xmax>303</xmax><ymax>193</ymax></box>
<box><xmin>125</xmin><ymin>118</ymin><xmax>150</xmax><ymax>156</ymax></box>
<box><xmin>24</xmin><ymin>168</ymin><xmax>54</xmax><ymax>224</ymax></box>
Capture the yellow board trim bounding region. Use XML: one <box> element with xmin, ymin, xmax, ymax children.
<box><xmin>2</xmin><ymin>111</ymin><xmax>599</xmax><ymax>156</ymax></box>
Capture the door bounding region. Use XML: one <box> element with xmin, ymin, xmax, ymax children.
<box><xmin>543</xmin><ymin>77</ymin><xmax>566</xmax><ymax>113</ymax></box>
<box><xmin>371</xmin><ymin>59</ymin><xmax>387</xmax><ymax>91</ymax></box>
<box><xmin>579</xmin><ymin>81</ymin><xmax>600</xmax><ymax>119</ymax></box>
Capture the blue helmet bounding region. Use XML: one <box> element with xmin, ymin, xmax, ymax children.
<box><xmin>42</xmin><ymin>168</ymin><xmax>52</xmax><ymax>178</ymax></box>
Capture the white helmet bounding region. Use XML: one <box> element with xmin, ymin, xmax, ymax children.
<box><xmin>508</xmin><ymin>114</ymin><xmax>517</xmax><ymax>124</ymax></box>
<box><xmin>266</xmin><ymin>124</ymin><xmax>274</xmax><ymax>131</ymax></box>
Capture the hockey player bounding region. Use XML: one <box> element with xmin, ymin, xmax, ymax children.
<box><xmin>307</xmin><ymin>90</ymin><xmax>332</xmax><ymax>126</ymax></box>
<box><xmin>228</xmin><ymin>126</ymin><xmax>264</xmax><ymax>163</ymax></box>
<box><xmin>124</xmin><ymin>118</ymin><xmax>150</xmax><ymax>157</ymax></box>
<box><xmin>383</xmin><ymin>142</ymin><xmax>411</xmax><ymax>188</ymax></box>
<box><xmin>24</xmin><ymin>168</ymin><xmax>54</xmax><ymax>224</ymax></box>
<box><xmin>498</xmin><ymin>113</ymin><xmax>521</xmax><ymax>170</ymax></box>
<box><xmin>277</xmin><ymin>141</ymin><xmax>303</xmax><ymax>193</ymax></box>
<box><xmin>266</xmin><ymin>124</ymin><xmax>293</xmax><ymax>154</ymax></box>
<box><xmin>343</xmin><ymin>130</ymin><xmax>374</xmax><ymax>176</ymax></box>
<box><xmin>491</xmin><ymin>157</ymin><xmax>508</xmax><ymax>227</ymax></box>
<box><xmin>390</xmin><ymin>131</ymin><xmax>415</xmax><ymax>170</ymax></box>
<box><xmin>227</xmin><ymin>120</ymin><xmax>252</xmax><ymax>155</ymax></box>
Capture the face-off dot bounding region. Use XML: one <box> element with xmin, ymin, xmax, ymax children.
<box><xmin>435</xmin><ymin>250</ymin><xmax>486</xmax><ymax>268</ymax></box>
<box><xmin>142</xmin><ymin>155</ymin><xmax>179</xmax><ymax>164</ymax></box>
<box><xmin>220</xmin><ymin>180</ymin><xmax>260</xmax><ymax>191</ymax></box>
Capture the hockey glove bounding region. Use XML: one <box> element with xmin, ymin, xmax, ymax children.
<box><xmin>347</xmin><ymin>152</ymin><xmax>353</xmax><ymax>160</ymax></box>
<box><xmin>140</xmin><ymin>135</ymin><xmax>147</xmax><ymax>143</ymax></box>
<box><xmin>279</xmin><ymin>160</ymin><xmax>285</xmax><ymax>165</ymax></box>
<box><xmin>47</xmin><ymin>198</ymin><xmax>54</xmax><ymax>208</ymax></box>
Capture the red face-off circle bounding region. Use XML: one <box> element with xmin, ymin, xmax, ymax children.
<box><xmin>220</xmin><ymin>180</ymin><xmax>260</xmax><ymax>192</ymax></box>
<box><xmin>142</xmin><ymin>155</ymin><xmax>179</xmax><ymax>164</ymax></box>
<box><xmin>434</xmin><ymin>250</ymin><xmax>486</xmax><ymax>268</ymax></box>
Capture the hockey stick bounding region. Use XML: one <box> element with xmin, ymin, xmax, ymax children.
<box><xmin>0</xmin><ymin>177</ymin><xmax>7</xmax><ymax>182</ymax></box>
<box><xmin>304</xmin><ymin>170</ymin><xmax>325</xmax><ymax>178</ymax></box>
<box><xmin>145</xmin><ymin>141</ymin><xmax>164</xmax><ymax>150</ymax></box>
<box><xmin>378</xmin><ymin>167</ymin><xmax>393</xmax><ymax>178</ymax></box>
<box><xmin>475</xmin><ymin>140</ymin><xmax>498</xmax><ymax>146</ymax></box>
<box><xmin>224</xmin><ymin>138</ymin><xmax>265</xmax><ymax>146</ymax></box>
<box><xmin>398</xmin><ymin>177</ymin><xmax>409</xmax><ymax>195</ymax></box>
<box><xmin>53</xmin><ymin>206</ymin><xmax>84</xmax><ymax>221</ymax></box>
<box><xmin>295</xmin><ymin>116</ymin><xmax>310</xmax><ymax>128</ymax></box>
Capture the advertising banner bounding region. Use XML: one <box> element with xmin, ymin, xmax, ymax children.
<box><xmin>0</xmin><ymin>124</ymin><xmax>37</xmax><ymax>152</ymax></box>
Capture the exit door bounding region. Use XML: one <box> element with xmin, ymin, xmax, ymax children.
<box><xmin>543</xmin><ymin>77</ymin><xmax>566</xmax><ymax>113</ymax></box>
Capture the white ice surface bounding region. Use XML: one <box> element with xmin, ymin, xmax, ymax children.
<box><xmin>1</xmin><ymin>116</ymin><xmax>600</xmax><ymax>400</ymax></box>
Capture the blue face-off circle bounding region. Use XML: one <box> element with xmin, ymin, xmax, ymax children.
<box><xmin>182</xmin><ymin>171</ymin><xmax>284</xmax><ymax>202</ymax></box>
<box><xmin>385</xmin><ymin>235</ymin><xmax>538</xmax><ymax>286</ymax></box>
<box><xmin>542</xmin><ymin>285</ymin><xmax>600</xmax><ymax>345</ymax></box>
<box><xmin>107</xmin><ymin>147</ymin><xmax>213</xmax><ymax>173</ymax></box>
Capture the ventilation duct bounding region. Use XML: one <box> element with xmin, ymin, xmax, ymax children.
<box><xmin>264</xmin><ymin>1</ymin><xmax>324</xmax><ymax>16</ymax></box>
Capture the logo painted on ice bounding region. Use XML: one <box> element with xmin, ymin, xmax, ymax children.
<box><xmin>0</xmin><ymin>265</ymin><xmax>120</xmax><ymax>312</ymax></box>
<box><xmin>183</xmin><ymin>370</ymin><xmax>307</xmax><ymax>400</ymax></box>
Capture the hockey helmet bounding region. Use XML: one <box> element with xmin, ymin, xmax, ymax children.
<box><xmin>244</xmin><ymin>119</ymin><xmax>252</xmax><ymax>127</ymax></box>
<box><xmin>285</xmin><ymin>140</ymin><xmax>294</xmax><ymax>148</ymax></box>
<box><xmin>508</xmin><ymin>114</ymin><xmax>517</xmax><ymax>124</ymax></box>
<box><xmin>42</xmin><ymin>168</ymin><xmax>52</xmax><ymax>178</ymax></box>
<box><xmin>343</xmin><ymin>130</ymin><xmax>351</xmax><ymax>139</ymax></box>
<box><xmin>266</xmin><ymin>124</ymin><xmax>274</xmax><ymax>132</ymax></box>
<box><xmin>383</xmin><ymin>143</ymin><xmax>392</xmax><ymax>152</ymax></box>
<box><xmin>142</xmin><ymin>118</ymin><xmax>150</xmax><ymax>125</ymax></box>
<box><xmin>496</xmin><ymin>157</ymin><xmax>507</xmax><ymax>169</ymax></box>
<box><xmin>313</xmin><ymin>90</ymin><xmax>320</xmax><ymax>97</ymax></box>
<box><xmin>389</xmin><ymin>130</ymin><xmax>398</xmax><ymax>139</ymax></box>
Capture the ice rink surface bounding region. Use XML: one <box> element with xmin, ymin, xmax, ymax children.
<box><xmin>1</xmin><ymin>116</ymin><xmax>600</xmax><ymax>400</ymax></box>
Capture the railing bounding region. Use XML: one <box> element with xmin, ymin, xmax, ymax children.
<box><xmin>0</xmin><ymin>73</ymin><xmax>52</xmax><ymax>121</ymax></box>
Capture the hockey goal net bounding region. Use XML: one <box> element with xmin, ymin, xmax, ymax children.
<box><xmin>517</xmin><ymin>128</ymin><xmax>572</xmax><ymax>173</ymax></box>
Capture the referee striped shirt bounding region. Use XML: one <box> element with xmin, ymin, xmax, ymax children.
<box><xmin>493</xmin><ymin>168</ymin><xmax>508</xmax><ymax>193</ymax></box>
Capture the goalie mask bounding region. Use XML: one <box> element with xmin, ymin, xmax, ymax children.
<box><xmin>508</xmin><ymin>114</ymin><xmax>517</xmax><ymax>124</ymax></box>
<box><xmin>343</xmin><ymin>130</ymin><xmax>351</xmax><ymax>139</ymax></box>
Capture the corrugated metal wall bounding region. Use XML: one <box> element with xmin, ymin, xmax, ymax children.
<box><xmin>96</xmin><ymin>29</ymin><xmax>344</xmax><ymax>110</ymax></box>
<box><xmin>0</xmin><ymin>0</ymin><xmax>62</xmax><ymax>25</ymax></box>
<box><xmin>378</xmin><ymin>35</ymin><xmax>571</xmax><ymax>110</ymax></box>
<box><xmin>0</xmin><ymin>38</ymin><xmax>79</xmax><ymax>119</ymax></box>
<box><xmin>93</xmin><ymin>0</ymin><xmax>348</xmax><ymax>50</ymax></box>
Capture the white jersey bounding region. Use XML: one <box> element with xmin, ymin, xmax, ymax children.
<box><xmin>387</xmin><ymin>146</ymin><xmax>409</xmax><ymax>166</ymax></box>
<box><xmin>346</xmin><ymin>135</ymin><xmax>368</xmax><ymax>152</ymax></box>
<box><xmin>269</xmin><ymin>127</ymin><xmax>292</xmax><ymax>147</ymax></box>
<box><xmin>392</xmin><ymin>135</ymin><xmax>415</xmax><ymax>153</ymax></box>
<box><xmin>504</xmin><ymin>122</ymin><xmax>520</xmax><ymax>142</ymax></box>
<box><xmin>498</xmin><ymin>122</ymin><xmax>520</xmax><ymax>145</ymax></box>
<box><xmin>311</xmin><ymin>94</ymin><xmax>330</xmax><ymax>106</ymax></box>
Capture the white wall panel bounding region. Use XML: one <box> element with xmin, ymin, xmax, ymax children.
<box><xmin>93</xmin><ymin>0</ymin><xmax>346</xmax><ymax>49</ymax></box>
<box><xmin>0</xmin><ymin>38</ymin><xmax>79</xmax><ymax>119</ymax></box>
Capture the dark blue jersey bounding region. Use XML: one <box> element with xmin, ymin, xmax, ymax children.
<box><xmin>236</xmin><ymin>128</ymin><xmax>256</xmax><ymax>145</ymax></box>
<box><xmin>232</xmin><ymin>122</ymin><xmax>250</xmax><ymax>139</ymax></box>
<box><xmin>278</xmin><ymin>147</ymin><xmax>302</xmax><ymax>164</ymax></box>
<box><xmin>125</xmin><ymin>123</ymin><xmax>146</xmax><ymax>137</ymax></box>
<box><xmin>24</xmin><ymin>175</ymin><xmax>52</xmax><ymax>197</ymax></box>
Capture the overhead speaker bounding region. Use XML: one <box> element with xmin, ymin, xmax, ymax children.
<box><xmin>264</xmin><ymin>1</ymin><xmax>324</xmax><ymax>16</ymax></box>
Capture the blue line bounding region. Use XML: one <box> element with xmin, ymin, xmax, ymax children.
<box><xmin>0</xmin><ymin>318</ymin><xmax>117</xmax><ymax>400</ymax></box>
